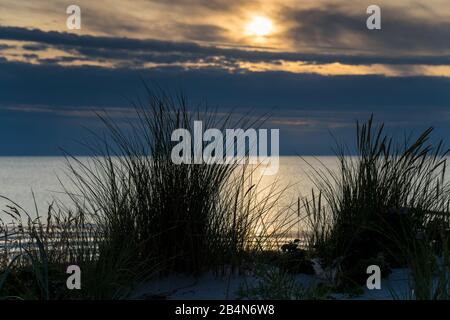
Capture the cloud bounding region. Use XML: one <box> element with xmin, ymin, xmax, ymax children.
<box><xmin>0</xmin><ymin>43</ymin><xmax>14</xmax><ymax>50</ymax></box>
<box><xmin>1</xmin><ymin>58</ymin><xmax>449</xmax><ymax>111</ymax></box>
<box><xmin>282</xmin><ymin>4</ymin><xmax>450</xmax><ymax>54</ymax></box>
<box><xmin>22</xmin><ymin>53</ymin><xmax>39</xmax><ymax>59</ymax></box>
<box><xmin>0</xmin><ymin>58</ymin><xmax>449</xmax><ymax>155</ymax></box>
<box><xmin>1</xmin><ymin>104</ymin><xmax>138</xmax><ymax>118</ymax></box>
<box><xmin>2</xmin><ymin>26</ymin><xmax>450</xmax><ymax>69</ymax></box>
<box><xmin>173</xmin><ymin>23</ymin><xmax>229</xmax><ymax>42</ymax></box>
<box><xmin>22</xmin><ymin>43</ymin><xmax>48</xmax><ymax>51</ymax></box>
<box><xmin>164</xmin><ymin>0</ymin><xmax>244</xmax><ymax>12</ymax></box>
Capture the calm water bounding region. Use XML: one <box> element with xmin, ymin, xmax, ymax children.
<box><xmin>0</xmin><ymin>156</ymin><xmax>338</xmax><ymax>222</ymax></box>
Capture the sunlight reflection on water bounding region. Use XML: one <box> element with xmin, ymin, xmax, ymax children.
<box><xmin>0</xmin><ymin>156</ymin><xmax>337</xmax><ymax>229</ymax></box>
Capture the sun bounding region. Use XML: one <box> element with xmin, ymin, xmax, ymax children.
<box><xmin>245</xmin><ymin>16</ymin><xmax>273</xmax><ymax>37</ymax></box>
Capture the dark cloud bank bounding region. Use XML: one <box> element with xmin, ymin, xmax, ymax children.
<box><xmin>0</xmin><ymin>59</ymin><xmax>449</xmax><ymax>155</ymax></box>
<box><xmin>1</xmin><ymin>25</ymin><xmax>450</xmax><ymax>66</ymax></box>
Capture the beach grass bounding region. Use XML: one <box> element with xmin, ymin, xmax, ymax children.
<box><xmin>0</xmin><ymin>88</ymin><xmax>294</xmax><ymax>299</ymax></box>
<box><xmin>302</xmin><ymin>116</ymin><xmax>450</xmax><ymax>291</ymax></box>
<box><xmin>61</xmin><ymin>89</ymin><xmax>292</xmax><ymax>276</ymax></box>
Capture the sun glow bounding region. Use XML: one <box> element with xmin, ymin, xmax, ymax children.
<box><xmin>245</xmin><ymin>16</ymin><xmax>273</xmax><ymax>37</ymax></box>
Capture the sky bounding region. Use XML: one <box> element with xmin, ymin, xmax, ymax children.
<box><xmin>0</xmin><ymin>0</ymin><xmax>449</xmax><ymax>155</ymax></box>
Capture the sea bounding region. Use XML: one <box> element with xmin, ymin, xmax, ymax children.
<box><xmin>0</xmin><ymin>156</ymin><xmax>339</xmax><ymax>222</ymax></box>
